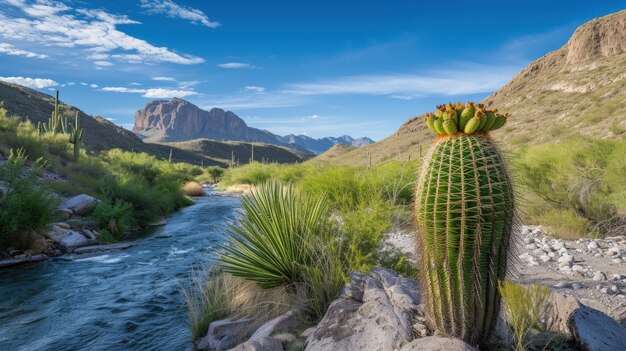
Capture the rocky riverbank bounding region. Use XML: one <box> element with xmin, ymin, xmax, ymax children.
<box><xmin>0</xmin><ymin>193</ymin><xmax>161</xmax><ymax>268</ymax></box>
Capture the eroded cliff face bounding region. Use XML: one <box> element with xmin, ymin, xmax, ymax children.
<box><xmin>566</xmin><ymin>10</ymin><xmax>626</xmax><ymax>65</ymax></box>
<box><xmin>133</xmin><ymin>98</ymin><xmax>276</xmax><ymax>143</ymax></box>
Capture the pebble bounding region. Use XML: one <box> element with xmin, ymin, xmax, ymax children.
<box><xmin>610</xmin><ymin>285</ymin><xmax>620</xmax><ymax>294</ymax></box>
<box><xmin>525</xmin><ymin>244</ymin><xmax>537</xmax><ymax>250</ymax></box>
<box><xmin>572</xmin><ymin>264</ymin><xmax>584</xmax><ymax>272</ymax></box>
<box><xmin>541</xmin><ymin>244</ymin><xmax>553</xmax><ymax>253</ymax></box>
<box><xmin>594</xmin><ymin>253</ymin><xmax>602</xmax><ymax>258</ymax></box>
<box><xmin>587</xmin><ymin>241</ymin><xmax>600</xmax><ymax>250</ymax></box>
<box><xmin>554</xmin><ymin>282</ymin><xmax>571</xmax><ymax>289</ymax></box>
<box><xmin>572</xmin><ymin>283</ymin><xmax>583</xmax><ymax>290</ymax></box>
<box><xmin>601</xmin><ymin>287</ymin><xmax>610</xmax><ymax>294</ymax></box>
<box><xmin>593</xmin><ymin>272</ymin><xmax>608</xmax><ymax>281</ymax></box>
<box><xmin>613</xmin><ymin>258</ymin><xmax>623</xmax><ymax>264</ymax></box>
<box><xmin>523</xmin><ymin>237</ymin><xmax>534</xmax><ymax>245</ymax></box>
<box><xmin>539</xmin><ymin>254</ymin><xmax>551</xmax><ymax>262</ymax></box>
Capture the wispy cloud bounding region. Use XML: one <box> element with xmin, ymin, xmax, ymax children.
<box><xmin>101</xmin><ymin>86</ymin><xmax>197</xmax><ymax>98</ymax></box>
<box><xmin>285</xmin><ymin>64</ymin><xmax>518</xmax><ymax>96</ymax></box>
<box><xmin>390</xmin><ymin>95</ymin><xmax>416</xmax><ymax>100</ymax></box>
<box><xmin>0</xmin><ymin>0</ymin><xmax>204</xmax><ymax>65</ymax></box>
<box><xmin>218</xmin><ymin>62</ymin><xmax>252</xmax><ymax>69</ymax></box>
<box><xmin>140</xmin><ymin>0</ymin><xmax>220</xmax><ymax>28</ymax></box>
<box><xmin>243</xmin><ymin>86</ymin><xmax>265</xmax><ymax>93</ymax></box>
<box><xmin>152</xmin><ymin>76</ymin><xmax>176</xmax><ymax>81</ymax></box>
<box><xmin>0</xmin><ymin>42</ymin><xmax>48</xmax><ymax>59</ymax></box>
<box><xmin>0</xmin><ymin>76</ymin><xmax>58</xmax><ymax>89</ymax></box>
<box><xmin>94</xmin><ymin>60</ymin><xmax>113</xmax><ymax>67</ymax></box>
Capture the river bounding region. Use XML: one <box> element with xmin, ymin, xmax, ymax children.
<box><xmin>0</xmin><ymin>189</ymin><xmax>240</xmax><ymax>351</ymax></box>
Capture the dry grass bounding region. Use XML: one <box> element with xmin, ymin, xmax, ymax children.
<box><xmin>182</xmin><ymin>268</ymin><xmax>304</xmax><ymax>340</ymax></box>
<box><xmin>182</xmin><ymin>181</ymin><xmax>205</xmax><ymax>196</ymax></box>
<box><xmin>225</xmin><ymin>183</ymin><xmax>254</xmax><ymax>194</ymax></box>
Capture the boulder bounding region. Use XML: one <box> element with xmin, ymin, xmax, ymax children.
<box><xmin>568</xmin><ymin>306</ymin><xmax>626</xmax><ymax>351</ymax></box>
<box><xmin>59</xmin><ymin>230</ymin><xmax>97</xmax><ymax>249</ymax></box>
<box><xmin>249</xmin><ymin>311</ymin><xmax>297</xmax><ymax>341</ymax></box>
<box><xmin>399</xmin><ymin>336</ymin><xmax>478</xmax><ymax>351</ymax></box>
<box><xmin>305</xmin><ymin>268</ymin><xmax>419</xmax><ymax>351</ymax></box>
<box><xmin>59</xmin><ymin>194</ymin><xmax>100</xmax><ymax>216</ymax></box>
<box><xmin>544</xmin><ymin>293</ymin><xmax>583</xmax><ymax>335</ymax></box>
<box><xmin>226</xmin><ymin>337</ymin><xmax>284</xmax><ymax>351</ymax></box>
<box><xmin>0</xmin><ymin>254</ymin><xmax>47</xmax><ymax>268</ymax></box>
<box><xmin>197</xmin><ymin>318</ymin><xmax>253</xmax><ymax>351</ymax></box>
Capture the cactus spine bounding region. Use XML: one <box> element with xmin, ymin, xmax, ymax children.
<box><xmin>69</xmin><ymin>111</ymin><xmax>83</xmax><ymax>161</ymax></box>
<box><xmin>415</xmin><ymin>103</ymin><xmax>516</xmax><ymax>347</ymax></box>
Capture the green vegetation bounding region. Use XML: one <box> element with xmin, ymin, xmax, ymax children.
<box><xmin>513</xmin><ymin>136</ymin><xmax>626</xmax><ymax>238</ymax></box>
<box><xmin>221</xmin><ymin>180</ymin><xmax>334</xmax><ymax>288</ymax></box>
<box><xmin>499</xmin><ymin>280</ymin><xmax>551</xmax><ymax>351</ymax></box>
<box><xmin>0</xmin><ymin>148</ymin><xmax>58</xmax><ymax>249</ymax></box>
<box><xmin>415</xmin><ymin>115</ymin><xmax>515</xmax><ymax>347</ymax></box>
<box><xmin>0</xmin><ymin>105</ymin><xmax>206</xmax><ymax>247</ymax></box>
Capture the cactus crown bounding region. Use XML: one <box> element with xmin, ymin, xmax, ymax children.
<box><xmin>424</xmin><ymin>102</ymin><xmax>509</xmax><ymax>137</ymax></box>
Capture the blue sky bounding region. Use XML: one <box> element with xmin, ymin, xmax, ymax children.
<box><xmin>0</xmin><ymin>0</ymin><xmax>624</xmax><ymax>140</ymax></box>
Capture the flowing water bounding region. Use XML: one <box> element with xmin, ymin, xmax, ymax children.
<box><xmin>0</xmin><ymin>189</ymin><xmax>240</xmax><ymax>351</ymax></box>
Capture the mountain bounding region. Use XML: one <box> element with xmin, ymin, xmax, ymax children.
<box><xmin>0</xmin><ymin>82</ymin><xmax>309</xmax><ymax>166</ymax></box>
<box><xmin>277</xmin><ymin>134</ymin><xmax>374</xmax><ymax>154</ymax></box>
<box><xmin>316</xmin><ymin>9</ymin><xmax>626</xmax><ymax>166</ymax></box>
<box><xmin>133</xmin><ymin>98</ymin><xmax>373</xmax><ymax>154</ymax></box>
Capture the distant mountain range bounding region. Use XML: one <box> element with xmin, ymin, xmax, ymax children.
<box><xmin>0</xmin><ymin>82</ymin><xmax>310</xmax><ymax>166</ymax></box>
<box><xmin>133</xmin><ymin>98</ymin><xmax>373</xmax><ymax>154</ymax></box>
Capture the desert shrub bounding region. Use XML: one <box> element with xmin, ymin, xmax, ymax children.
<box><xmin>513</xmin><ymin>136</ymin><xmax>626</xmax><ymax>237</ymax></box>
<box><xmin>220</xmin><ymin>180</ymin><xmax>333</xmax><ymax>288</ymax></box>
<box><xmin>92</xmin><ymin>200</ymin><xmax>135</xmax><ymax>239</ymax></box>
<box><xmin>183</xmin><ymin>181</ymin><xmax>205</xmax><ymax>196</ymax></box>
<box><xmin>540</xmin><ymin>209</ymin><xmax>589</xmax><ymax>240</ymax></box>
<box><xmin>0</xmin><ymin>148</ymin><xmax>58</xmax><ymax>248</ymax></box>
<box><xmin>205</xmin><ymin>166</ymin><xmax>225</xmax><ymax>183</ymax></box>
<box><xmin>499</xmin><ymin>280</ymin><xmax>551</xmax><ymax>351</ymax></box>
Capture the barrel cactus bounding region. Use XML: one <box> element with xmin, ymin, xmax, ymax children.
<box><xmin>415</xmin><ymin>102</ymin><xmax>516</xmax><ymax>347</ymax></box>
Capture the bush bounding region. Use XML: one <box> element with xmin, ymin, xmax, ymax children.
<box><xmin>92</xmin><ymin>200</ymin><xmax>135</xmax><ymax>239</ymax></box>
<box><xmin>0</xmin><ymin>148</ymin><xmax>58</xmax><ymax>248</ymax></box>
<box><xmin>183</xmin><ymin>181</ymin><xmax>205</xmax><ymax>196</ymax></box>
<box><xmin>220</xmin><ymin>180</ymin><xmax>333</xmax><ymax>288</ymax></box>
<box><xmin>205</xmin><ymin>166</ymin><xmax>225</xmax><ymax>183</ymax></box>
<box><xmin>499</xmin><ymin>280</ymin><xmax>551</xmax><ymax>351</ymax></box>
<box><xmin>513</xmin><ymin>137</ymin><xmax>626</xmax><ymax>237</ymax></box>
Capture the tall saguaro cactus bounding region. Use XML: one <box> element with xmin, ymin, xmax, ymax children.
<box><xmin>415</xmin><ymin>102</ymin><xmax>516</xmax><ymax>347</ymax></box>
<box><xmin>40</xmin><ymin>90</ymin><xmax>68</xmax><ymax>134</ymax></box>
<box><xmin>69</xmin><ymin>111</ymin><xmax>83</xmax><ymax>161</ymax></box>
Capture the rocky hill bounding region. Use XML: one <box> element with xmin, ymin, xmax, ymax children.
<box><xmin>0</xmin><ymin>82</ymin><xmax>309</xmax><ymax>166</ymax></box>
<box><xmin>319</xmin><ymin>9</ymin><xmax>626</xmax><ymax>166</ymax></box>
<box><xmin>134</xmin><ymin>99</ymin><xmax>373</xmax><ymax>154</ymax></box>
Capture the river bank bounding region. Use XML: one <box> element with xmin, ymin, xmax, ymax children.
<box><xmin>0</xmin><ymin>189</ymin><xmax>240</xmax><ymax>350</ymax></box>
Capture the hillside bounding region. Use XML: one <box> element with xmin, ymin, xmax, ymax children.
<box><xmin>319</xmin><ymin>9</ymin><xmax>626</xmax><ymax>166</ymax></box>
<box><xmin>134</xmin><ymin>98</ymin><xmax>373</xmax><ymax>154</ymax></box>
<box><xmin>160</xmin><ymin>138</ymin><xmax>311</xmax><ymax>165</ymax></box>
<box><xmin>0</xmin><ymin>83</ymin><xmax>309</xmax><ymax>166</ymax></box>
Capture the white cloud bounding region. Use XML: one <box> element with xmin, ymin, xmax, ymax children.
<box><xmin>243</xmin><ymin>86</ymin><xmax>265</xmax><ymax>93</ymax></box>
<box><xmin>140</xmin><ymin>0</ymin><xmax>220</xmax><ymax>28</ymax></box>
<box><xmin>80</xmin><ymin>82</ymin><xmax>88</xmax><ymax>86</ymax></box>
<box><xmin>152</xmin><ymin>76</ymin><xmax>176</xmax><ymax>81</ymax></box>
<box><xmin>130</xmin><ymin>82</ymin><xmax>142</xmax><ymax>86</ymax></box>
<box><xmin>390</xmin><ymin>95</ymin><xmax>416</xmax><ymax>100</ymax></box>
<box><xmin>178</xmin><ymin>80</ymin><xmax>200</xmax><ymax>89</ymax></box>
<box><xmin>100</xmin><ymin>86</ymin><xmax>197</xmax><ymax>98</ymax></box>
<box><xmin>66</xmin><ymin>82</ymin><xmax>75</xmax><ymax>86</ymax></box>
<box><xmin>0</xmin><ymin>0</ymin><xmax>204</xmax><ymax>65</ymax></box>
<box><xmin>0</xmin><ymin>42</ymin><xmax>48</xmax><ymax>59</ymax></box>
<box><xmin>0</xmin><ymin>76</ymin><xmax>58</xmax><ymax>89</ymax></box>
<box><xmin>94</xmin><ymin>60</ymin><xmax>113</xmax><ymax>67</ymax></box>
<box><xmin>90</xmin><ymin>84</ymin><xmax>98</xmax><ymax>88</ymax></box>
<box><xmin>218</xmin><ymin>62</ymin><xmax>252</xmax><ymax>69</ymax></box>
<box><xmin>285</xmin><ymin>64</ymin><xmax>518</xmax><ymax>96</ymax></box>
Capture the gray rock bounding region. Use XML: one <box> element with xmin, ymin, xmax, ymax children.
<box><xmin>59</xmin><ymin>230</ymin><xmax>97</xmax><ymax>249</ymax></box>
<box><xmin>197</xmin><ymin>318</ymin><xmax>253</xmax><ymax>351</ymax></box>
<box><xmin>305</xmin><ymin>268</ymin><xmax>418</xmax><ymax>351</ymax></box>
<box><xmin>0</xmin><ymin>254</ymin><xmax>47</xmax><ymax>268</ymax></box>
<box><xmin>226</xmin><ymin>337</ymin><xmax>284</xmax><ymax>351</ymax></box>
<box><xmin>568</xmin><ymin>306</ymin><xmax>626</xmax><ymax>351</ymax></box>
<box><xmin>593</xmin><ymin>272</ymin><xmax>607</xmax><ymax>281</ymax></box>
<box><xmin>249</xmin><ymin>311</ymin><xmax>296</xmax><ymax>341</ymax></box>
<box><xmin>544</xmin><ymin>293</ymin><xmax>582</xmax><ymax>335</ymax></box>
<box><xmin>587</xmin><ymin>241</ymin><xmax>600</xmax><ymax>250</ymax></box>
<box><xmin>399</xmin><ymin>336</ymin><xmax>478</xmax><ymax>351</ymax></box>
<box><xmin>572</xmin><ymin>283</ymin><xmax>583</xmax><ymax>290</ymax></box>
<box><xmin>72</xmin><ymin>242</ymin><xmax>135</xmax><ymax>254</ymax></box>
<box><xmin>59</xmin><ymin>194</ymin><xmax>100</xmax><ymax>216</ymax></box>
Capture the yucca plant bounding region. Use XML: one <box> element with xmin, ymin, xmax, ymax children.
<box><xmin>415</xmin><ymin>102</ymin><xmax>517</xmax><ymax>347</ymax></box>
<box><xmin>220</xmin><ymin>180</ymin><xmax>330</xmax><ymax>288</ymax></box>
